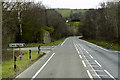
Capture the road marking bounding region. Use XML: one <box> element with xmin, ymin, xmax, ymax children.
<box><xmin>99</xmin><ymin>75</ymin><xmax>108</xmax><ymax>76</ymax></box>
<box><xmin>78</xmin><ymin>44</ymin><xmax>101</xmax><ymax>79</ymax></box>
<box><xmin>86</xmin><ymin>51</ymin><xmax>89</xmax><ymax>54</ymax></box>
<box><xmin>61</xmin><ymin>38</ymin><xmax>67</xmax><ymax>46</ymax></box>
<box><xmin>74</xmin><ymin>43</ymin><xmax>80</xmax><ymax>54</ymax></box>
<box><xmin>89</xmin><ymin>55</ymin><xmax>93</xmax><ymax>59</ymax></box>
<box><xmin>31</xmin><ymin>53</ymin><xmax>55</xmax><ymax>79</ymax></box>
<box><xmin>81</xmin><ymin>39</ymin><xmax>119</xmax><ymax>53</ymax></box>
<box><xmin>104</xmin><ymin>70</ymin><xmax>116</xmax><ymax>80</ymax></box>
<box><xmin>90</xmin><ymin>70</ymin><xmax>104</xmax><ymax>72</ymax></box>
<box><xmin>87</xmin><ymin>70</ymin><xmax>94</xmax><ymax>80</ymax></box>
<box><xmin>94</xmin><ymin>60</ymin><xmax>102</xmax><ymax>67</ymax></box>
<box><xmin>82</xmin><ymin>60</ymin><xmax>86</xmax><ymax>67</ymax></box>
<box><xmin>79</xmin><ymin>55</ymin><xmax>82</xmax><ymax>59</ymax></box>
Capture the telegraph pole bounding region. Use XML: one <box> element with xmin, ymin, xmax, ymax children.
<box><xmin>0</xmin><ymin>1</ymin><xmax>2</xmax><ymax>80</ymax></box>
<box><xmin>17</xmin><ymin>1</ymin><xmax>22</xmax><ymax>41</ymax></box>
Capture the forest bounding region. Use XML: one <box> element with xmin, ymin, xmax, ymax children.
<box><xmin>2</xmin><ymin>2</ymin><xmax>69</xmax><ymax>49</ymax></box>
<box><xmin>78</xmin><ymin>2</ymin><xmax>120</xmax><ymax>44</ymax></box>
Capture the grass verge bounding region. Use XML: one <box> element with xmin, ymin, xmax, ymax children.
<box><xmin>26</xmin><ymin>38</ymin><xmax>65</xmax><ymax>47</ymax></box>
<box><xmin>82</xmin><ymin>39</ymin><xmax>120</xmax><ymax>51</ymax></box>
<box><xmin>2</xmin><ymin>51</ymin><xmax>44</xmax><ymax>78</ymax></box>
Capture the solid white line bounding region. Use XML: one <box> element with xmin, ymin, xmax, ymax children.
<box><xmin>95</xmin><ymin>60</ymin><xmax>102</xmax><ymax>67</ymax></box>
<box><xmin>79</xmin><ymin>55</ymin><xmax>82</xmax><ymax>59</ymax></box>
<box><xmin>82</xmin><ymin>60</ymin><xmax>86</xmax><ymax>67</ymax></box>
<box><xmin>87</xmin><ymin>70</ymin><xmax>94</xmax><ymax>80</ymax></box>
<box><xmin>61</xmin><ymin>39</ymin><xmax>67</xmax><ymax>46</ymax></box>
<box><xmin>31</xmin><ymin>53</ymin><xmax>55</xmax><ymax>79</ymax></box>
<box><xmin>89</xmin><ymin>55</ymin><xmax>93</xmax><ymax>59</ymax></box>
<box><xmin>104</xmin><ymin>70</ymin><xmax>116</xmax><ymax>80</ymax></box>
<box><xmin>81</xmin><ymin>39</ymin><xmax>119</xmax><ymax>53</ymax></box>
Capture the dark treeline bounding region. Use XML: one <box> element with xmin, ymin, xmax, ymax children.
<box><xmin>78</xmin><ymin>2</ymin><xmax>120</xmax><ymax>44</ymax></box>
<box><xmin>2</xmin><ymin>2</ymin><xmax>68</xmax><ymax>49</ymax></box>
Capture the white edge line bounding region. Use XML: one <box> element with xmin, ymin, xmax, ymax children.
<box><xmin>61</xmin><ymin>38</ymin><xmax>67</xmax><ymax>46</ymax></box>
<box><xmin>81</xmin><ymin>39</ymin><xmax>119</xmax><ymax>53</ymax></box>
<box><xmin>94</xmin><ymin>60</ymin><xmax>102</xmax><ymax>67</ymax></box>
<box><xmin>31</xmin><ymin>53</ymin><xmax>55</xmax><ymax>80</ymax></box>
<box><xmin>87</xmin><ymin>70</ymin><xmax>94</xmax><ymax>80</ymax></box>
<box><xmin>104</xmin><ymin>70</ymin><xmax>116</xmax><ymax>80</ymax></box>
<box><xmin>82</xmin><ymin>60</ymin><xmax>86</xmax><ymax>67</ymax></box>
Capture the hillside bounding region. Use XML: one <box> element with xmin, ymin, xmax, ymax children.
<box><xmin>55</xmin><ymin>9</ymin><xmax>88</xmax><ymax>18</ymax></box>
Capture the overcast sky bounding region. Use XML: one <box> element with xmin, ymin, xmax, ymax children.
<box><xmin>34</xmin><ymin>0</ymin><xmax>108</xmax><ymax>9</ymax></box>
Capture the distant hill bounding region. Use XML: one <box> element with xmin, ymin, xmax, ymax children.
<box><xmin>55</xmin><ymin>9</ymin><xmax>88</xmax><ymax>18</ymax></box>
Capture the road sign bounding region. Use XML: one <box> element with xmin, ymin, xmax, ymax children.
<box><xmin>9</xmin><ymin>43</ymin><xmax>25</xmax><ymax>48</ymax></box>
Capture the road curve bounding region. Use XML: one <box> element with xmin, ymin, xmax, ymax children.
<box><xmin>16</xmin><ymin>37</ymin><xmax>119</xmax><ymax>80</ymax></box>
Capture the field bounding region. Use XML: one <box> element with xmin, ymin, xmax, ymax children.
<box><xmin>55</xmin><ymin>9</ymin><xmax>88</xmax><ymax>17</ymax></box>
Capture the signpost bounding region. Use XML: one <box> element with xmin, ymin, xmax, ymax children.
<box><xmin>8</xmin><ymin>43</ymin><xmax>25</xmax><ymax>70</ymax></box>
<box><xmin>29</xmin><ymin>50</ymin><xmax>31</xmax><ymax>60</ymax></box>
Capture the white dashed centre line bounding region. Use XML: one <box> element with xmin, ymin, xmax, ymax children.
<box><xmin>82</xmin><ymin>60</ymin><xmax>86</xmax><ymax>67</ymax></box>
<box><xmin>89</xmin><ymin>55</ymin><xmax>93</xmax><ymax>59</ymax></box>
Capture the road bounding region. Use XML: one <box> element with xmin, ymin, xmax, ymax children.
<box><xmin>16</xmin><ymin>37</ymin><xmax>119</xmax><ymax>80</ymax></box>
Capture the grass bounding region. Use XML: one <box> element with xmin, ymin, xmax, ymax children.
<box><xmin>56</xmin><ymin>9</ymin><xmax>88</xmax><ymax>17</ymax></box>
<box><xmin>26</xmin><ymin>38</ymin><xmax>65</xmax><ymax>47</ymax></box>
<box><xmin>66</xmin><ymin>22</ymin><xmax>80</xmax><ymax>26</ymax></box>
<box><xmin>83</xmin><ymin>39</ymin><xmax>120</xmax><ymax>51</ymax></box>
<box><xmin>2</xmin><ymin>51</ymin><xmax>44</xmax><ymax>78</ymax></box>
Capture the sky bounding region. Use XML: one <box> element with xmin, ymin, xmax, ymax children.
<box><xmin>34</xmin><ymin>0</ymin><xmax>108</xmax><ymax>9</ymax></box>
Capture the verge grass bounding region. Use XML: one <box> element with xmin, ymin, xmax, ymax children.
<box><xmin>83</xmin><ymin>39</ymin><xmax>120</xmax><ymax>51</ymax></box>
<box><xmin>26</xmin><ymin>38</ymin><xmax>65</xmax><ymax>47</ymax></box>
<box><xmin>2</xmin><ymin>51</ymin><xmax>44</xmax><ymax>78</ymax></box>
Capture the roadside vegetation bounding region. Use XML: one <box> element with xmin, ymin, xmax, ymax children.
<box><xmin>66</xmin><ymin>22</ymin><xmax>80</xmax><ymax>36</ymax></box>
<box><xmin>2</xmin><ymin>38</ymin><xmax>65</xmax><ymax>78</ymax></box>
<box><xmin>82</xmin><ymin>39</ymin><xmax>120</xmax><ymax>51</ymax></box>
<box><xmin>2</xmin><ymin>2</ymin><xmax>69</xmax><ymax>65</ymax></box>
<box><xmin>77</xmin><ymin>2</ymin><xmax>120</xmax><ymax>48</ymax></box>
<box><xmin>2</xmin><ymin>51</ymin><xmax>44</xmax><ymax>78</ymax></box>
<box><xmin>26</xmin><ymin>38</ymin><xmax>65</xmax><ymax>47</ymax></box>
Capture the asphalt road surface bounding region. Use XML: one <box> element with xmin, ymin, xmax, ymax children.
<box><xmin>16</xmin><ymin>37</ymin><xmax>119</xmax><ymax>80</ymax></box>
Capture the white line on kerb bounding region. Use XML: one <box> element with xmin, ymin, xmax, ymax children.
<box><xmin>31</xmin><ymin>53</ymin><xmax>55</xmax><ymax>80</ymax></box>
<box><xmin>79</xmin><ymin>55</ymin><xmax>82</xmax><ymax>59</ymax></box>
<box><xmin>89</xmin><ymin>55</ymin><xmax>93</xmax><ymax>59</ymax></box>
<box><xmin>82</xmin><ymin>60</ymin><xmax>86</xmax><ymax>67</ymax></box>
<box><xmin>104</xmin><ymin>70</ymin><xmax>116</xmax><ymax>80</ymax></box>
<box><xmin>94</xmin><ymin>60</ymin><xmax>102</xmax><ymax>67</ymax></box>
<box><xmin>87</xmin><ymin>70</ymin><xmax>94</xmax><ymax>80</ymax></box>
